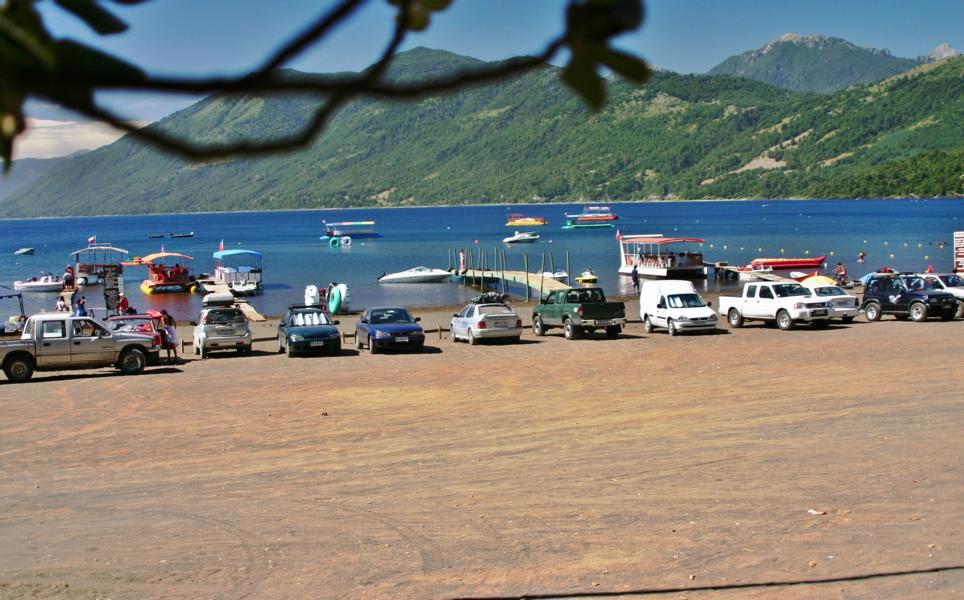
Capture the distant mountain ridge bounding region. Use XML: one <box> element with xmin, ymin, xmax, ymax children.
<box><xmin>709</xmin><ymin>33</ymin><xmax>958</xmax><ymax>93</ymax></box>
<box><xmin>3</xmin><ymin>48</ymin><xmax>962</xmax><ymax>217</ymax></box>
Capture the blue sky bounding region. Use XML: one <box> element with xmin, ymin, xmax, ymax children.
<box><xmin>17</xmin><ymin>0</ymin><xmax>964</xmax><ymax>157</ymax></box>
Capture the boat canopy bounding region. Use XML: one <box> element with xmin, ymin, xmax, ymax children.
<box><xmin>621</xmin><ymin>236</ymin><xmax>704</xmax><ymax>245</ymax></box>
<box><xmin>140</xmin><ymin>251</ymin><xmax>193</xmax><ymax>263</ymax></box>
<box><xmin>324</xmin><ymin>221</ymin><xmax>375</xmax><ymax>227</ymax></box>
<box><xmin>70</xmin><ymin>244</ymin><xmax>128</xmax><ymax>256</ymax></box>
<box><xmin>213</xmin><ymin>249</ymin><xmax>262</xmax><ymax>260</ymax></box>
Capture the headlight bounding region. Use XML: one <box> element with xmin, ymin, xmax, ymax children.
<box><xmin>793</xmin><ymin>302</ymin><xmax>805</xmax><ymax>309</ymax></box>
<box><xmin>677</xmin><ymin>316</ymin><xmax>690</xmax><ymax>321</ymax></box>
<box><xmin>375</xmin><ymin>330</ymin><xmax>392</xmax><ymax>338</ymax></box>
<box><xmin>290</xmin><ymin>334</ymin><xmax>304</xmax><ymax>342</ymax></box>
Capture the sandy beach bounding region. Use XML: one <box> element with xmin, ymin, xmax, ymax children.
<box><xmin>1</xmin><ymin>295</ymin><xmax>962</xmax><ymax>599</ymax></box>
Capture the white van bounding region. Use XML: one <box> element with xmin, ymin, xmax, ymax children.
<box><xmin>640</xmin><ymin>280</ymin><xmax>717</xmax><ymax>335</ymax></box>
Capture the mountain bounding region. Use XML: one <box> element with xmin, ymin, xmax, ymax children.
<box><xmin>0</xmin><ymin>153</ymin><xmax>80</xmax><ymax>205</ymax></box>
<box><xmin>708</xmin><ymin>33</ymin><xmax>925</xmax><ymax>93</ymax></box>
<box><xmin>3</xmin><ymin>48</ymin><xmax>962</xmax><ymax>217</ymax></box>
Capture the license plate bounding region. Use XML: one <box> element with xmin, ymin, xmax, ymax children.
<box><xmin>812</xmin><ymin>310</ymin><xmax>827</xmax><ymax>316</ymax></box>
<box><xmin>493</xmin><ymin>320</ymin><xmax>508</xmax><ymax>328</ymax></box>
<box><xmin>395</xmin><ymin>336</ymin><xmax>409</xmax><ymax>342</ymax></box>
<box><xmin>594</xmin><ymin>320</ymin><xmax>608</xmax><ymax>326</ymax></box>
<box><xmin>310</xmin><ymin>341</ymin><xmax>325</xmax><ymax>347</ymax></box>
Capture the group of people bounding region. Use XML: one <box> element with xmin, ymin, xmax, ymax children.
<box><xmin>55</xmin><ymin>293</ymin><xmax>89</xmax><ymax>317</ymax></box>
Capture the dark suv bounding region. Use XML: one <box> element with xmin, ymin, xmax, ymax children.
<box><xmin>861</xmin><ymin>273</ymin><xmax>958</xmax><ymax>322</ymax></box>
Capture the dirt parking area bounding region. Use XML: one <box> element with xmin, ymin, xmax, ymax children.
<box><xmin>1</xmin><ymin>298</ymin><xmax>962</xmax><ymax>599</ymax></box>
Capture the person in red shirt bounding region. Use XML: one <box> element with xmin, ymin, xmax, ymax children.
<box><xmin>118</xmin><ymin>292</ymin><xmax>130</xmax><ymax>314</ymax></box>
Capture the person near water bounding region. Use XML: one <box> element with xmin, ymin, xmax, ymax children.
<box><xmin>857</xmin><ymin>251</ymin><xmax>865</xmax><ymax>264</ymax></box>
<box><xmin>75</xmin><ymin>296</ymin><xmax>87</xmax><ymax>317</ymax></box>
<box><xmin>832</xmin><ymin>262</ymin><xmax>847</xmax><ymax>284</ymax></box>
<box><xmin>161</xmin><ymin>310</ymin><xmax>178</xmax><ymax>363</ymax></box>
<box><xmin>56</xmin><ymin>296</ymin><xmax>69</xmax><ymax>312</ymax></box>
<box><xmin>631</xmin><ymin>264</ymin><xmax>640</xmax><ymax>293</ymax></box>
<box><xmin>118</xmin><ymin>292</ymin><xmax>130</xmax><ymax>315</ymax></box>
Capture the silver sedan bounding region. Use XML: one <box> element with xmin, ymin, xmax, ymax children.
<box><xmin>450</xmin><ymin>303</ymin><xmax>523</xmax><ymax>345</ymax></box>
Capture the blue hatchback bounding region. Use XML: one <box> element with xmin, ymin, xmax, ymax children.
<box><xmin>355</xmin><ymin>307</ymin><xmax>425</xmax><ymax>353</ymax></box>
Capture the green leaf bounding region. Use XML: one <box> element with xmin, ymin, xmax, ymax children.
<box><xmin>566</xmin><ymin>0</ymin><xmax>643</xmax><ymax>42</ymax></box>
<box><xmin>563</xmin><ymin>52</ymin><xmax>605</xmax><ymax>110</ymax></box>
<box><xmin>53</xmin><ymin>0</ymin><xmax>128</xmax><ymax>35</ymax></box>
<box><xmin>420</xmin><ymin>0</ymin><xmax>452</xmax><ymax>10</ymax></box>
<box><xmin>0</xmin><ymin>14</ymin><xmax>56</xmax><ymax>68</ymax></box>
<box><xmin>599</xmin><ymin>47</ymin><xmax>650</xmax><ymax>83</ymax></box>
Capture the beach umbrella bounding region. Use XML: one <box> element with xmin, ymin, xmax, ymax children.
<box><xmin>801</xmin><ymin>275</ymin><xmax>837</xmax><ymax>288</ymax></box>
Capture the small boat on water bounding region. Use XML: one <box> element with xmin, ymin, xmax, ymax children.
<box><xmin>13</xmin><ymin>273</ymin><xmax>63</xmax><ymax>292</ymax></box>
<box><xmin>537</xmin><ymin>270</ymin><xmax>568</xmax><ymax>282</ymax></box>
<box><xmin>170</xmin><ymin>232</ymin><xmax>195</xmax><ymax>238</ymax></box>
<box><xmin>505</xmin><ymin>214</ymin><xmax>547</xmax><ymax>227</ymax></box>
<box><xmin>147</xmin><ymin>234</ymin><xmax>164</xmax><ymax>239</ymax></box>
<box><xmin>378</xmin><ymin>266</ymin><xmax>451</xmax><ymax>284</ymax></box>
<box><xmin>14</xmin><ymin>247</ymin><xmax>35</xmax><ymax>256</ymax></box>
<box><xmin>751</xmin><ymin>255</ymin><xmax>826</xmax><ymax>270</ymax></box>
<box><xmin>139</xmin><ymin>251</ymin><xmax>198</xmax><ymax>294</ymax></box>
<box><xmin>502</xmin><ymin>231</ymin><xmax>540</xmax><ymax>244</ymax></box>
<box><xmin>564</xmin><ymin>205</ymin><xmax>618</xmax><ymax>225</ymax></box>
<box><xmin>323</xmin><ymin>220</ymin><xmax>381</xmax><ymax>239</ymax></box>
<box><xmin>575</xmin><ymin>269</ymin><xmax>598</xmax><ymax>284</ymax></box>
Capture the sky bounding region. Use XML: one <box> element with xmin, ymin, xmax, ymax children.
<box><xmin>15</xmin><ymin>0</ymin><xmax>964</xmax><ymax>159</ymax></box>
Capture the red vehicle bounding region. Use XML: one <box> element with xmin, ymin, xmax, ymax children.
<box><xmin>105</xmin><ymin>311</ymin><xmax>165</xmax><ymax>365</ymax></box>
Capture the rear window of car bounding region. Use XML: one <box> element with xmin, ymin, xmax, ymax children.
<box><xmin>205</xmin><ymin>309</ymin><xmax>246</xmax><ymax>325</ymax></box>
<box><xmin>478</xmin><ymin>305</ymin><xmax>513</xmax><ymax>315</ymax></box>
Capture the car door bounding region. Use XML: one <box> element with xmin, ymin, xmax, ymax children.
<box><xmin>755</xmin><ymin>285</ymin><xmax>776</xmax><ymax>317</ymax></box>
<box><xmin>540</xmin><ymin>293</ymin><xmax>559</xmax><ymax>325</ymax></box>
<box><xmin>35</xmin><ymin>319</ymin><xmax>71</xmax><ymax>367</ymax></box>
<box><xmin>70</xmin><ymin>319</ymin><xmax>115</xmax><ymax>365</ymax></box>
<box><xmin>742</xmin><ymin>285</ymin><xmax>759</xmax><ymax>317</ymax></box>
<box><xmin>653</xmin><ymin>295</ymin><xmax>668</xmax><ymax>327</ymax></box>
<box><xmin>455</xmin><ymin>306</ymin><xmax>472</xmax><ymax>338</ymax></box>
<box><xmin>278</xmin><ymin>309</ymin><xmax>291</xmax><ymax>350</ymax></box>
<box><xmin>880</xmin><ymin>278</ymin><xmax>903</xmax><ymax>312</ymax></box>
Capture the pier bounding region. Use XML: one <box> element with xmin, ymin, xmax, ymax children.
<box><xmin>456</xmin><ymin>269</ymin><xmax>570</xmax><ymax>293</ymax></box>
<box><xmin>448</xmin><ymin>247</ymin><xmax>573</xmax><ymax>299</ymax></box>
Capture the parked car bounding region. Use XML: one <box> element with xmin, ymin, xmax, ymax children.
<box><xmin>913</xmin><ymin>273</ymin><xmax>964</xmax><ymax>318</ymax></box>
<box><xmin>801</xmin><ymin>283</ymin><xmax>859</xmax><ymax>323</ymax></box>
<box><xmin>354</xmin><ymin>307</ymin><xmax>424</xmax><ymax>353</ymax></box>
<box><xmin>861</xmin><ymin>273</ymin><xmax>958</xmax><ymax>322</ymax></box>
<box><xmin>450</xmin><ymin>298</ymin><xmax>523</xmax><ymax>344</ymax></box>
<box><xmin>278</xmin><ymin>305</ymin><xmax>341</xmax><ymax>356</ymax></box>
<box><xmin>193</xmin><ymin>305</ymin><xmax>252</xmax><ymax>358</ymax></box>
<box><xmin>105</xmin><ymin>310</ymin><xmax>166</xmax><ymax>364</ymax></box>
<box><xmin>718</xmin><ymin>281</ymin><xmax>833</xmax><ymax>330</ymax></box>
<box><xmin>1</xmin><ymin>313</ymin><xmax>159</xmax><ymax>382</ymax></box>
<box><xmin>639</xmin><ymin>280</ymin><xmax>717</xmax><ymax>335</ymax></box>
<box><xmin>531</xmin><ymin>287</ymin><xmax>625</xmax><ymax>339</ymax></box>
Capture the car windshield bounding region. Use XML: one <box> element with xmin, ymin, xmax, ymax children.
<box><xmin>812</xmin><ymin>286</ymin><xmax>846</xmax><ymax>297</ymax></box>
<box><xmin>938</xmin><ymin>274</ymin><xmax>963</xmax><ymax>287</ymax></box>
<box><xmin>666</xmin><ymin>293</ymin><xmax>705</xmax><ymax>308</ymax></box>
<box><xmin>206</xmin><ymin>309</ymin><xmax>245</xmax><ymax>325</ymax></box>
<box><xmin>478</xmin><ymin>305</ymin><xmax>513</xmax><ymax>315</ymax></box>
<box><xmin>773</xmin><ymin>284</ymin><xmax>809</xmax><ymax>298</ymax></box>
<box><xmin>370</xmin><ymin>309</ymin><xmax>414</xmax><ymax>324</ymax></box>
<box><xmin>291</xmin><ymin>310</ymin><xmax>331</xmax><ymax>325</ymax></box>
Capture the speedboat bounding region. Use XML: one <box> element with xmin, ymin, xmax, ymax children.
<box><xmin>14</xmin><ymin>274</ymin><xmax>63</xmax><ymax>292</ymax></box>
<box><xmin>379</xmin><ymin>266</ymin><xmax>451</xmax><ymax>284</ymax></box>
<box><xmin>575</xmin><ymin>269</ymin><xmax>598</xmax><ymax>284</ymax></box>
<box><xmin>14</xmin><ymin>247</ymin><xmax>34</xmax><ymax>255</ymax></box>
<box><xmin>502</xmin><ymin>231</ymin><xmax>540</xmax><ymax>244</ymax></box>
<box><xmin>537</xmin><ymin>270</ymin><xmax>568</xmax><ymax>282</ymax></box>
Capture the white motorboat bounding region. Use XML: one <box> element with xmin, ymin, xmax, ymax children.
<box><xmin>14</xmin><ymin>247</ymin><xmax>35</xmax><ymax>255</ymax></box>
<box><xmin>502</xmin><ymin>231</ymin><xmax>540</xmax><ymax>244</ymax></box>
<box><xmin>13</xmin><ymin>274</ymin><xmax>63</xmax><ymax>292</ymax></box>
<box><xmin>378</xmin><ymin>266</ymin><xmax>451</xmax><ymax>284</ymax></box>
<box><xmin>537</xmin><ymin>270</ymin><xmax>568</xmax><ymax>282</ymax></box>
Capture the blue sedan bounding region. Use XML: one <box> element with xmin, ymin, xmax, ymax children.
<box><xmin>355</xmin><ymin>307</ymin><xmax>425</xmax><ymax>354</ymax></box>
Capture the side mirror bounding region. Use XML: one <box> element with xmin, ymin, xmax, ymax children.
<box><xmin>360</xmin><ymin>317</ymin><xmax>368</xmax><ymax>324</ymax></box>
<box><xmin>453</xmin><ymin>313</ymin><xmax>459</xmax><ymax>317</ymax></box>
<box><xmin>414</xmin><ymin>317</ymin><xmax>421</xmax><ymax>322</ymax></box>
<box><xmin>332</xmin><ymin>320</ymin><xmax>340</xmax><ymax>325</ymax></box>
<box><xmin>706</xmin><ymin>301</ymin><xmax>713</xmax><ymax>307</ymax></box>
<box><xmin>656</xmin><ymin>302</ymin><xmax>664</xmax><ymax>309</ymax></box>
<box><xmin>189</xmin><ymin>321</ymin><xmax>197</xmax><ymax>326</ymax></box>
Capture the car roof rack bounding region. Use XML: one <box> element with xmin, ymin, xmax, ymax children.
<box><xmin>470</xmin><ymin>292</ymin><xmax>510</xmax><ymax>304</ymax></box>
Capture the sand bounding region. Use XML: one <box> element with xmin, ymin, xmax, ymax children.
<box><xmin>1</xmin><ymin>296</ymin><xmax>962</xmax><ymax>599</ymax></box>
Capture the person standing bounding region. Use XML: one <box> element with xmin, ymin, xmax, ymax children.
<box><xmin>631</xmin><ymin>264</ymin><xmax>640</xmax><ymax>294</ymax></box>
<box><xmin>161</xmin><ymin>310</ymin><xmax>179</xmax><ymax>363</ymax></box>
<box><xmin>75</xmin><ymin>295</ymin><xmax>87</xmax><ymax>317</ymax></box>
<box><xmin>117</xmin><ymin>292</ymin><xmax>130</xmax><ymax>315</ymax></box>
<box><xmin>56</xmin><ymin>296</ymin><xmax>69</xmax><ymax>312</ymax></box>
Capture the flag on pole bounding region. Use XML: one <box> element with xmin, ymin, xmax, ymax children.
<box><xmin>615</xmin><ymin>229</ymin><xmax>622</xmax><ymax>240</ymax></box>
<box><xmin>218</xmin><ymin>239</ymin><xmax>224</xmax><ymax>252</ymax></box>
<box><xmin>87</xmin><ymin>235</ymin><xmax>96</xmax><ymax>244</ymax></box>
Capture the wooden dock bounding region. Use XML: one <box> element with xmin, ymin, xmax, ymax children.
<box><xmin>456</xmin><ymin>269</ymin><xmax>571</xmax><ymax>293</ymax></box>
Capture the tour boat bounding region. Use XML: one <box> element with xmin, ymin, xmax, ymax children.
<box><xmin>139</xmin><ymin>251</ymin><xmax>198</xmax><ymax>294</ymax></box>
<box><xmin>14</xmin><ymin>247</ymin><xmax>34</xmax><ymax>255</ymax></box>
<box><xmin>13</xmin><ymin>274</ymin><xmax>63</xmax><ymax>292</ymax></box>
<box><xmin>575</xmin><ymin>269</ymin><xmax>598</xmax><ymax>284</ymax></box>
<box><xmin>502</xmin><ymin>231</ymin><xmax>540</xmax><ymax>244</ymax></box>
<box><xmin>618</xmin><ymin>234</ymin><xmax>707</xmax><ymax>279</ymax></box>
<box><xmin>751</xmin><ymin>255</ymin><xmax>827</xmax><ymax>270</ymax></box>
<box><xmin>564</xmin><ymin>206</ymin><xmax>619</xmax><ymax>222</ymax></box>
<box><xmin>323</xmin><ymin>220</ymin><xmax>381</xmax><ymax>239</ymax></box>
<box><xmin>505</xmin><ymin>214</ymin><xmax>547</xmax><ymax>227</ymax></box>
<box><xmin>71</xmin><ymin>242</ymin><xmax>129</xmax><ymax>287</ymax></box>
<box><xmin>378</xmin><ymin>266</ymin><xmax>451</xmax><ymax>284</ymax></box>
<box><xmin>213</xmin><ymin>249</ymin><xmax>263</xmax><ymax>296</ymax></box>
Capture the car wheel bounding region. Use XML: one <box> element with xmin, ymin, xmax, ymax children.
<box><xmin>776</xmin><ymin>310</ymin><xmax>795</xmax><ymax>331</ymax></box>
<box><xmin>909</xmin><ymin>302</ymin><xmax>927</xmax><ymax>322</ymax></box>
<box><xmin>728</xmin><ymin>309</ymin><xmax>743</xmax><ymax>328</ymax></box>
<box><xmin>606</xmin><ymin>325</ymin><xmax>620</xmax><ymax>339</ymax></box>
<box><xmin>3</xmin><ymin>356</ymin><xmax>34</xmax><ymax>383</ymax></box>
<box><xmin>643</xmin><ymin>315</ymin><xmax>654</xmax><ymax>333</ymax></box>
<box><xmin>668</xmin><ymin>320</ymin><xmax>678</xmax><ymax>336</ymax></box>
<box><xmin>368</xmin><ymin>337</ymin><xmax>378</xmax><ymax>354</ymax></box>
<box><xmin>956</xmin><ymin>302</ymin><xmax>964</xmax><ymax>319</ymax></box>
<box><xmin>118</xmin><ymin>348</ymin><xmax>146</xmax><ymax>375</ymax></box>
<box><xmin>287</xmin><ymin>345</ymin><xmax>296</xmax><ymax>357</ymax></box>
<box><xmin>841</xmin><ymin>316</ymin><xmax>854</xmax><ymax>324</ymax></box>
<box><xmin>468</xmin><ymin>329</ymin><xmax>478</xmax><ymax>345</ymax></box>
<box><xmin>563</xmin><ymin>319</ymin><xmax>577</xmax><ymax>340</ymax></box>
<box><xmin>199</xmin><ymin>345</ymin><xmax>207</xmax><ymax>359</ymax></box>
<box><xmin>532</xmin><ymin>315</ymin><xmax>545</xmax><ymax>336</ymax></box>
<box><xmin>864</xmin><ymin>303</ymin><xmax>881</xmax><ymax>321</ymax></box>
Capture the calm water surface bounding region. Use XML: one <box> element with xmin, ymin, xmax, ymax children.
<box><xmin>2</xmin><ymin>199</ymin><xmax>961</xmax><ymax>321</ymax></box>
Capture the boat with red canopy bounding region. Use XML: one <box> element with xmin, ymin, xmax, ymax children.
<box><xmin>618</xmin><ymin>234</ymin><xmax>707</xmax><ymax>278</ymax></box>
<box><xmin>139</xmin><ymin>251</ymin><xmax>198</xmax><ymax>294</ymax></box>
<box><xmin>751</xmin><ymin>255</ymin><xmax>826</xmax><ymax>270</ymax></box>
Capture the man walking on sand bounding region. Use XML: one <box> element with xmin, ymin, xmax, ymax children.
<box><xmin>631</xmin><ymin>264</ymin><xmax>640</xmax><ymax>294</ymax></box>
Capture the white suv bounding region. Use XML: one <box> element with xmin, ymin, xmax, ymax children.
<box><xmin>193</xmin><ymin>307</ymin><xmax>252</xmax><ymax>358</ymax></box>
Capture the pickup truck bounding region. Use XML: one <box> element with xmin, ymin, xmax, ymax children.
<box><xmin>719</xmin><ymin>281</ymin><xmax>834</xmax><ymax>330</ymax></box>
<box><xmin>0</xmin><ymin>313</ymin><xmax>160</xmax><ymax>383</ymax></box>
<box><xmin>532</xmin><ymin>287</ymin><xmax>626</xmax><ymax>339</ymax></box>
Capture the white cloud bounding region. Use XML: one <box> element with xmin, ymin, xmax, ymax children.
<box><xmin>14</xmin><ymin>118</ymin><xmax>140</xmax><ymax>160</ymax></box>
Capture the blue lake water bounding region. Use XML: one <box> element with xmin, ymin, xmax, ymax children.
<box><xmin>2</xmin><ymin>198</ymin><xmax>962</xmax><ymax>321</ymax></box>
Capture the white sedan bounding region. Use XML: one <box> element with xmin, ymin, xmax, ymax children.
<box><xmin>806</xmin><ymin>285</ymin><xmax>859</xmax><ymax>322</ymax></box>
<box><xmin>450</xmin><ymin>302</ymin><xmax>523</xmax><ymax>345</ymax></box>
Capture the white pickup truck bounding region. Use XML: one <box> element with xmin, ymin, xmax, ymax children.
<box><xmin>718</xmin><ymin>281</ymin><xmax>834</xmax><ymax>330</ymax></box>
<box><xmin>0</xmin><ymin>313</ymin><xmax>160</xmax><ymax>382</ymax></box>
